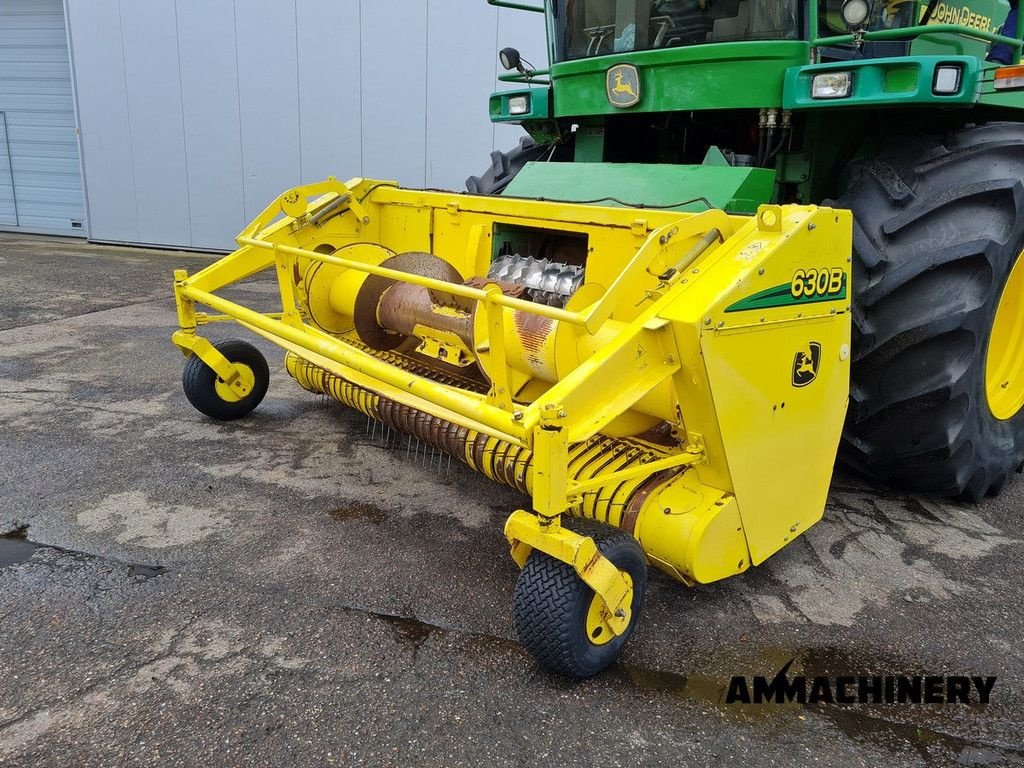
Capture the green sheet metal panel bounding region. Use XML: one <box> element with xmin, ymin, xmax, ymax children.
<box><xmin>783</xmin><ymin>55</ymin><xmax>981</xmax><ymax>110</ymax></box>
<box><xmin>549</xmin><ymin>41</ymin><xmax>810</xmax><ymax>117</ymax></box>
<box><xmin>503</xmin><ymin>161</ymin><xmax>776</xmax><ymax>214</ymax></box>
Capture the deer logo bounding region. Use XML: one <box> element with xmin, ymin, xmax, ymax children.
<box><xmin>606</xmin><ymin>64</ymin><xmax>641</xmax><ymax>108</ymax></box>
<box><xmin>792</xmin><ymin>342</ymin><xmax>822</xmax><ymax>388</ymax></box>
<box><xmin>613</xmin><ymin>71</ymin><xmax>636</xmax><ymax>97</ymax></box>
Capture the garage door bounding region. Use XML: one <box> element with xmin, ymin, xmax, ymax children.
<box><xmin>0</xmin><ymin>0</ymin><xmax>85</xmax><ymax>236</ymax></box>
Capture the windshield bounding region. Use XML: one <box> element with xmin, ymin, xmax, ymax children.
<box><xmin>553</xmin><ymin>0</ymin><xmax>801</xmax><ymax>61</ymax></box>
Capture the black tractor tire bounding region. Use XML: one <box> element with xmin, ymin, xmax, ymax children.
<box><xmin>837</xmin><ymin>123</ymin><xmax>1024</xmax><ymax>501</ymax></box>
<box><xmin>513</xmin><ymin>517</ymin><xmax>647</xmax><ymax>678</ymax></box>
<box><xmin>465</xmin><ymin>136</ymin><xmax>549</xmax><ymax>195</ymax></box>
<box><xmin>182</xmin><ymin>339</ymin><xmax>269</xmax><ymax>421</ymax></box>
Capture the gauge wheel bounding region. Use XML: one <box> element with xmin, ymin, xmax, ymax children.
<box><xmin>182</xmin><ymin>339</ymin><xmax>269</xmax><ymax>421</ymax></box>
<box><xmin>513</xmin><ymin>517</ymin><xmax>647</xmax><ymax>678</ymax></box>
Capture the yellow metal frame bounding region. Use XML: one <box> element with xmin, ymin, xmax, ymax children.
<box><xmin>171</xmin><ymin>325</ymin><xmax>254</xmax><ymax>400</ymax></box>
<box><xmin>505</xmin><ymin>510</ymin><xmax>634</xmax><ymax>636</ymax></box>
<box><xmin>172</xmin><ymin>177</ymin><xmax>852</xmax><ymax>602</ymax></box>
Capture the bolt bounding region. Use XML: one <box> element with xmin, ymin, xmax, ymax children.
<box><xmin>807</xmin><ymin>223</ymin><xmax>816</xmax><ymax>231</ymax></box>
<box><xmin>758</xmin><ymin>267</ymin><xmax>765</xmax><ymax>275</ymax></box>
<box><xmin>704</xmin><ymin>318</ymin><xmax>712</xmax><ymax>326</ymax></box>
<box><xmin>557</xmin><ymin>409</ymin><xmax>567</xmax><ymax>418</ymax></box>
<box><xmin>512</xmin><ymin>410</ymin><xmax>524</xmax><ymax>421</ymax></box>
<box><xmin>614</xmin><ymin>609</ymin><xmax>626</xmax><ymax>618</ymax></box>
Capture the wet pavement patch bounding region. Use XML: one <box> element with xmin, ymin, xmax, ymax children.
<box><xmin>0</xmin><ymin>526</ymin><xmax>167</xmax><ymax>579</ymax></box>
<box><xmin>0</xmin><ymin>526</ymin><xmax>41</xmax><ymax>568</ymax></box>
<box><xmin>128</xmin><ymin>563</ymin><xmax>168</xmax><ymax>580</ymax></box>
<box><xmin>611</xmin><ymin>662</ymin><xmax>729</xmax><ymax>705</ymax></box>
<box><xmin>329</xmin><ymin>503</ymin><xmax>388</xmax><ymax>525</ymax></box>
<box><xmin>380</xmin><ymin>613</ymin><xmax>434</xmax><ymax>649</ymax></box>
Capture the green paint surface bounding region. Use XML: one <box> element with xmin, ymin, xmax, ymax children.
<box><xmin>503</xmin><ymin>161</ymin><xmax>776</xmax><ymax>214</ymax></box>
<box><xmin>783</xmin><ymin>55</ymin><xmax>981</xmax><ymax>110</ymax></box>
<box><xmin>549</xmin><ymin>41</ymin><xmax>810</xmax><ymax>116</ymax></box>
<box><xmin>978</xmin><ymin>64</ymin><xmax>1024</xmax><ymax>108</ymax></box>
<box><xmin>489</xmin><ymin>87</ymin><xmax>551</xmax><ymax>123</ymax></box>
<box><xmin>912</xmin><ymin>0</ymin><xmax>1010</xmax><ymax>58</ymax></box>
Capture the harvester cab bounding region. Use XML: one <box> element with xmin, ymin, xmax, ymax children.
<box><xmin>171</xmin><ymin>0</ymin><xmax>1024</xmax><ymax>676</ymax></box>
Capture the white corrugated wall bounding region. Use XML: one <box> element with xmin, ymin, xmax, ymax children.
<box><xmin>0</xmin><ymin>0</ymin><xmax>86</xmax><ymax>237</ymax></box>
<box><xmin>64</xmin><ymin>0</ymin><xmax>548</xmax><ymax>251</ymax></box>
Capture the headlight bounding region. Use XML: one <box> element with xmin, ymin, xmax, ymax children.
<box><xmin>811</xmin><ymin>72</ymin><xmax>853</xmax><ymax>99</ymax></box>
<box><xmin>508</xmin><ymin>95</ymin><xmax>531</xmax><ymax>116</ymax></box>
<box><xmin>932</xmin><ymin>65</ymin><xmax>962</xmax><ymax>95</ymax></box>
<box><xmin>841</xmin><ymin>0</ymin><xmax>872</xmax><ymax>28</ymax></box>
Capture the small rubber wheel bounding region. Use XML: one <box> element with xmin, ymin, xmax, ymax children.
<box><xmin>513</xmin><ymin>517</ymin><xmax>647</xmax><ymax>678</ymax></box>
<box><xmin>182</xmin><ymin>339</ymin><xmax>269</xmax><ymax>421</ymax></box>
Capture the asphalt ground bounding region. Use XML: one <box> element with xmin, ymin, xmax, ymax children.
<box><xmin>0</xmin><ymin>232</ymin><xmax>1021</xmax><ymax>767</ymax></box>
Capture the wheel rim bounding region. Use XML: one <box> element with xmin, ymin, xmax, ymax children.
<box><xmin>213</xmin><ymin>364</ymin><xmax>256</xmax><ymax>404</ymax></box>
<box><xmin>584</xmin><ymin>592</ymin><xmax>617</xmax><ymax>647</ymax></box>
<box><xmin>986</xmin><ymin>251</ymin><xmax>1024</xmax><ymax>420</ymax></box>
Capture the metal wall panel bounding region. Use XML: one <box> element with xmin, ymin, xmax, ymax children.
<box><xmin>297</xmin><ymin>1</ymin><xmax>363</xmax><ymax>183</ymax></box>
<box><xmin>234</xmin><ymin>0</ymin><xmax>302</xmax><ymax>225</ymax></box>
<box><xmin>175</xmin><ymin>0</ymin><xmax>246</xmax><ymax>250</ymax></box>
<box><xmin>66</xmin><ymin>0</ymin><xmax>547</xmax><ymax>250</ymax></box>
<box><xmin>0</xmin><ymin>115</ymin><xmax>17</xmax><ymax>227</ymax></box>
<box><xmin>425</xmin><ymin>2</ymin><xmax>499</xmax><ymax>190</ymax></box>
<box><xmin>119</xmin><ymin>0</ymin><xmax>192</xmax><ymax>246</ymax></box>
<box><xmin>0</xmin><ymin>0</ymin><xmax>85</xmax><ymax>236</ymax></box>
<box><xmin>360</xmin><ymin>0</ymin><xmax>428</xmax><ymax>187</ymax></box>
<box><xmin>63</xmin><ymin>0</ymin><xmax>136</xmax><ymax>242</ymax></box>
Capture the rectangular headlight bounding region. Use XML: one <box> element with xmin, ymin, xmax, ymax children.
<box><xmin>811</xmin><ymin>72</ymin><xmax>852</xmax><ymax>99</ymax></box>
<box><xmin>508</xmin><ymin>95</ymin><xmax>530</xmax><ymax>115</ymax></box>
<box><xmin>933</xmin><ymin>65</ymin><xmax>962</xmax><ymax>95</ymax></box>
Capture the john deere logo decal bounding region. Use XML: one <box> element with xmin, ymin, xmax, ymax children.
<box><xmin>792</xmin><ymin>342</ymin><xmax>821</xmax><ymax>388</ymax></box>
<box><xmin>607</xmin><ymin>64</ymin><xmax>641</xmax><ymax>108</ymax></box>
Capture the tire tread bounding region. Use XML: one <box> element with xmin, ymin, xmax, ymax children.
<box><xmin>840</xmin><ymin>123</ymin><xmax>1024</xmax><ymax>498</ymax></box>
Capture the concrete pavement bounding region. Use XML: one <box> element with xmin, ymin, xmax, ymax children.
<box><xmin>0</xmin><ymin>233</ymin><xmax>1021</xmax><ymax>767</ymax></box>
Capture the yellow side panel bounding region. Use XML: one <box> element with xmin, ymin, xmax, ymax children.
<box><xmin>378</xmin><ymin>204</ymin><xmax>433</xmax><ymax>258</ymax></box>
<box><xmin>701</xmin><ymin>316</ymin><xmax>849</xmax><ymax>564</ymax></box>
